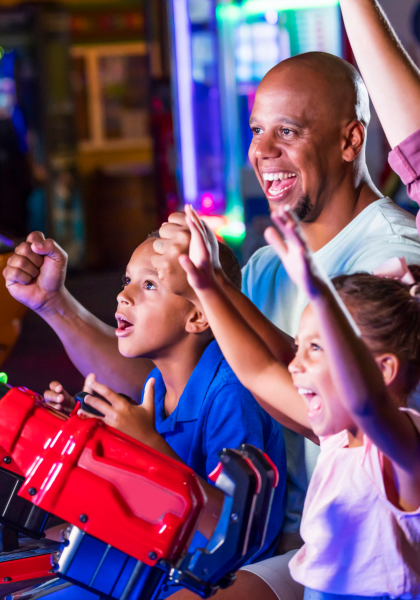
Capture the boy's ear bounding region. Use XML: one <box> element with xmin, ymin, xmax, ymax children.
<box><xmin>185</xmin><ymin>304</ymin><xmax>211</xmax><ymax>334</ymax></box>
<box><xmin>374</xmin><ymin>353</ymin><xmax>400</xmax><ymax>387</ymax></box>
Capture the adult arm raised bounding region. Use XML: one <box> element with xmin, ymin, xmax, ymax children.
<box><xmin>340</xmin><ymin>0</ymin><xmax>420</xmax><ymax>147</ymax></box>
<box><xmin>3</xmin><ymin>232</ymin><xmax>152</xmax><ymax>399</ymax></box>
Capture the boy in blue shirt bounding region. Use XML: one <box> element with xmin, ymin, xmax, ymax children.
<box><xmin>46</xmin><ymin>233</ymin><xmax>287</xmax><ymax>597</ymax></box>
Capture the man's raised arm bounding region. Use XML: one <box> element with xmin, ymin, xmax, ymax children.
<box><xmin>3</xmin><ymin>232</ymin><xmax>152</xmax><ymax>400</ymax></box>
<box><xmin>340</xmin><ymin>0</ymin><xmax>420</xmax><ymax>148</ymax></box>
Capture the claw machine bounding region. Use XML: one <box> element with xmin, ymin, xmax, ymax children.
<box><xmin>167</xmin><ymin>0</ymin><xmax>342</xmax><ymax>253</ymax></box>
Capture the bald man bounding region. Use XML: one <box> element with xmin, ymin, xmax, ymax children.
<box><xmin>4</xmin><ymin>51</ymin><xmax>420</xmax><ymax>600</ymax></box>
<box><xmin>244</xmin><ymin>51</ymin><xmax>383</xmax><ymax>338</ymax></box>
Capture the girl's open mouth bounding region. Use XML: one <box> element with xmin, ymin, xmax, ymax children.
<box><xmin>297</xmin><ymin>388</ymin><xmax>322</xmax><ymax>420</ymax></box>
<box><xmin>115</xmin><ymin>314</ymin><xmax>134</xmax><ymax>336</ymax></box>
<box><xmin>262</xmin><ymin>172</ymin><xmax>297</xmax><ymax>200</ymax></box>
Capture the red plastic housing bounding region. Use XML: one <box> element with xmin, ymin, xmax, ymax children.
<box><xmin>0</xmin><ymin>554</ymin><xmax>52</xmax><ymax>583</ymax></box>
<box><xmin>0</xmin><ymin>444</ymin><xmax>23</xmax><ymax>477</ymax></box>
<box><xmin>0</xmin><ymin>387</ymin><xmax>206</xmax><ymax>566</ymax></box>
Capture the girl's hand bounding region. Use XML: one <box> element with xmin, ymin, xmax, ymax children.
<box><xmin>44</xmin><ymin>381</ymin><xmax>75</xmax><ymax>415</ymax></box>
<box><xmin>79</xmin><ymin>374</ymin><xmax>159</xmax><ymax>446</ymax></box>
<box><xmin>178</xmin><ymin>204</ymin><xmax>218</xmax><ymax>290</ymax></box>
<box><xmin>265</xmin><ymin>205</ymin><xmax>324</xmax><ymax>299</ymax></box>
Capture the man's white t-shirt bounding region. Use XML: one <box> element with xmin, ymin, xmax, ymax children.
<box><xmin>241</xmin><ymin>198</ymin><xmax>420</xmax><ymax>533</ymax></box>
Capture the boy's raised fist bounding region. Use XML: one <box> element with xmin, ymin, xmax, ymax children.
<box><xmin>2</xmin><ymin>232</ymin><xmax>68</xmax><ymax>314</ymax></box>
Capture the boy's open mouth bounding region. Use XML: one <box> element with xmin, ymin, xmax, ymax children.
<box><xmin>115</xmin><ymin>314</ymin><xmax>134</xmax><ymax>336</ymax></box>
<box><xmin>262</xmin><ymin>171</ymin><xmax>297</xmax><ymax>200</ymax></box>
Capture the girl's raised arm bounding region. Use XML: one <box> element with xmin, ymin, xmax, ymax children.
<box><xmin>179</xmin><ymin>205</ymin><xmax>315</xmax><ymax>441</ymax></box>
<box><xmin>340</xmin><ymin>0</ymin><xmax>420</xmax><ymax>147</ymax></box>
<box><xmin>270</xmin><ymin>209</ymin><xmax>420</xmax><ymax>504</ymax></box>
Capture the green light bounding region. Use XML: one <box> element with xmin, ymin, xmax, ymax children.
<box><xmin>216</xmin><ymin>5</ymin><xmax>242</xmax><ymax>22</ymax></box>
<box><xmin>217</xmin><ymin>219</ymin><xmax>246</xmax><ymax>246</ymax></box>
<box><xmin>242</xmin><ymin>0</ymin><xmax>339</xmax><ymax>15</ymax></box>
<box><xmin>0</xmin><ymin>47</ymin><xmax>4</xmax><ymax>60</ymax></box>
<box><xmin>0</xmin><ymin>373</ymin><xmax>8</xmax><ymax>384</ymax></box>
<box><xmin>216</xmin><ymin>0</ymin><xmax>339</xmax><ymax>21</ymax></box>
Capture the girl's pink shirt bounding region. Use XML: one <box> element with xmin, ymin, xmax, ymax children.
<box><xmin>389</xmin><ymin>131</ymin><xmax>420</xmax><ymax>235</ymax></box>
<box><xmin>289</xmin><ymin>409</ymin><xmax>420</xmax><ymax>598</ymax></box>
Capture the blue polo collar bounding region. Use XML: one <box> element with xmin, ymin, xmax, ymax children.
<box><xmin>153</xmin><ymin>340</ymin><xmax>224</xmax><ymax>434</ymax></box>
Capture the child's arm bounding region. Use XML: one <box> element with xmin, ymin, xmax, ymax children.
<box><xmin>179</xmin><ymin>206</ymin><xmax>314</xmax><ymax>441</ymax></box>
<box><xmin>79</xmin><ymin>376</ymin><xmax>224</xmax><ymax>540</ymax></box>
<box><xmin>340</xmin><ymin>0</ymin><xmax>420</xmax><ymax>147</ymax></box>
<box><xmin>309</xmin><ymin>283</ymin><xmax>420</xmax><ymax>509</ymax></box>
<box><xmin>3</xmin><ymin>233</ymin><xmax>153</xmax><ymax>401</ymax></box>
<box><xmin>268</xmin><ymin>209</ymin><xmax>420</xmax><ymax>509</ymax></box>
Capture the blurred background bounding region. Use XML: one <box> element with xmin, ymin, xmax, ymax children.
<box><xmin>1</xmin><ymin>0</ymin><xmax>420</xmax><ymax>394</ymax></box>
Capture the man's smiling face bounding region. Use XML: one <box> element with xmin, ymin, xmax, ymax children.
<box><xmin>248</xmin><ymin>56</ymin><xmax>365</xmax><ymax>220</ymax></box>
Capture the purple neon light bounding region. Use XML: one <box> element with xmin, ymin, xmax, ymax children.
<box><xmin>173</xmin><ymin>0</ymin><xmax>197</xmax><ymax>203</ymax></box>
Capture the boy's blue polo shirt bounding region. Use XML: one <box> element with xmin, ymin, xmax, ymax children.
<box><xmin>141</xmin><ymin>340</ymin><xmax>287</xmax><ymax>593</ymax></box>
<box><xmin>57</xmin><ymin>346</ymin><xmax>287</xmax><ymax>600</ymax></box>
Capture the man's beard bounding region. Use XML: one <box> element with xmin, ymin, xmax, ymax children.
<box><xmin>293</xmin><ymin>194</ymin><xmax>314</xmax><ymax>221</ymax></box>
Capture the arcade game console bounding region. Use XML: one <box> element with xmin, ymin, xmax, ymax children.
<box><xmin>0</xmin><ymin>381</ymin><xmax>278</xmax><ymax>600</ymax></box>
<box><xmin>0</xmin><ymin>401</ymin><xmax>58</xmax><ymax>599</ymax></box>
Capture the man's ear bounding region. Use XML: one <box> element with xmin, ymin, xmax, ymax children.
<box><xmin>342</xmin><ymin>120</ymin><xmax>365</xmax><ymax>162</ymax></box>
<box><xmin>374</xmin><ymin>353</ymin><xmax>400</xmax><ymax>387</ymax></box>
<box><xmin>185</xmin><ymin>304</ymin><xmax>211</xmax><ymax>334</ymax></box>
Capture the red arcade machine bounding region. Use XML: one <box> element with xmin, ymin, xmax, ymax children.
<box><xmin>0</xmin><ymin>380</ymin><xmax>278</xmax><ymax>599</ymax></box>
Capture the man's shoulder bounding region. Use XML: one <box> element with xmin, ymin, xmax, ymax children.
<box><xmin>244</xmin><ymin>244</ymin><xmax>279</xmax><ymax>269</ymax></box>
<box><xmin>313</xmin><ymin>199</ymin><xmax>420</xmax><ymax>275</ymax></box>
<box><xmin>242</xmin><ymin>245</ymin><xmax>282</xmax><ymax>294</ymax></box>
<box><xmin>334</xmin><ymin>198</ymin><xmax>419</xmax><ymax>248</ymax></box>
<box><xmin>373</xmin><ymin>198</ymin><xmax>418</xmax><ymax>236</ymax></box>
<box><xmin>347</xmin><ymin>199</ymin><xmax>420</xmax><ymax>271</ymax></box>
